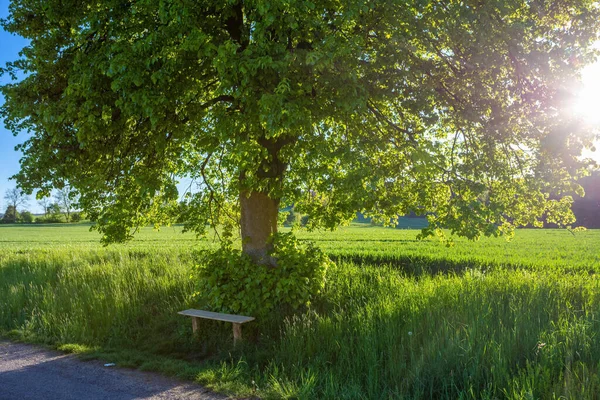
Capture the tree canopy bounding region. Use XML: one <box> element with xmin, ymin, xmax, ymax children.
<box><xmin>2</xmin><ymin>0</ymin><xmax>599</xmax><ymax>250</ymax></box>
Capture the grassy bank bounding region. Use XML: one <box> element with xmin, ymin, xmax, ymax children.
<box><xmin>1</xmin><ymin>225</ymin><xmax>600</xmax><ymax>398</ymax></box>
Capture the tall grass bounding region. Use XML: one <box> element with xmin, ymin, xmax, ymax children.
<box><xmin>272</xmin><ymin>263</ymin><xmax>600</xmax><ymax>399</ymax></box>
<box><xmin>1</xmin><ymin>225</ymin><xmax>600</xmax><ymax>398</ymax></box>
<box><xmin>0</xmin><ymin>247</ymin><xmax>196</xmax><ymax>351</ymax></box>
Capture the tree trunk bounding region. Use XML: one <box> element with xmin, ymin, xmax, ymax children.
<box><xmin>239</xmin><ymin>134</ymin><xmax>291</xmax><ymax>265</ymax></box>
<box><xmin>240</xmin><ymin>190</ymin><xmax>279</xmax><ymax>265</ymax></box>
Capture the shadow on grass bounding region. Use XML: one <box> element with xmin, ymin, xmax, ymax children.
<box><xmin>329</xmin><ymin>253</ymin><xmax>503</xmax><ymax>276</ymax></box>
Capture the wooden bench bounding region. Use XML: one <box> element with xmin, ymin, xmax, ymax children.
<box><xmin>178</xmin><ymin>309</ymin><xmax>255</xmax><ymax>345</ymax></box>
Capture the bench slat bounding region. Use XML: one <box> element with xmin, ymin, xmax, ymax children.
<box><xmin>178</xmin><ymin>309</ymin><xmax>255</xmax><ymax>324</ymax></box>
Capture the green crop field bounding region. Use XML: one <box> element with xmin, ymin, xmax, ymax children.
<box><xmin>1</xmin><ymin>224</ymin><xmax>600</xmax><ymax>399</ymax></box>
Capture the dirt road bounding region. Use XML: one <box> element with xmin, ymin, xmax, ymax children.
<box><xmin>0</xmin><ymin>341</ymin><xmax>226</xmax><ymax>400</ymax></box>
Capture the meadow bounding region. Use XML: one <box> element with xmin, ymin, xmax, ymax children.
<box><xmin>1</xmin><ymin>223</ymin><xmax>600</xmax><ymax>399</ymax></box>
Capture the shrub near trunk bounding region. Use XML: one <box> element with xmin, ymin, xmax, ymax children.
<box><xmin>194</xmin><ymin>233</ymin><xmax>331</xmax><ymax>319</ymax></box>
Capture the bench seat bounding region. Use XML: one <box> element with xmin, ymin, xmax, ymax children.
<box><xmin>178</xmin><ymin>309</ymin><xmax>255</xmax><ymax>344</ymax></box>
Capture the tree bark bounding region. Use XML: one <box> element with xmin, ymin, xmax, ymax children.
<box><xmin>239</xmin><ymin>134</ymin><xmax>292</xmax><ymax>265</ymax></box>
<box><xmin>240</xmin><ymin>190</ymin><xmax>279</xmax><ymax>265</ymax></box>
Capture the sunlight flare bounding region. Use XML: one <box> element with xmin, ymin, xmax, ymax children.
<box><xmin>572</xmin><ymin>61</ymin><xmax>600</xmax><ymax>126</ymax></box>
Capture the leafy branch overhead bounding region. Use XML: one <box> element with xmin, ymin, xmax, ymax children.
<box><xmin>1</xmin><ymin>0</ymin><xmax>599</xmax><ymax>244</ymax></box>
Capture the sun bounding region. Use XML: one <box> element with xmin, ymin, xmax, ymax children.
<box><xmin>570</xmin><ymin>58</ymin><xmax>600</xmax><ymax>163</ymax></box>
<box><xmin>572</xmin><ymin>61</ymin><xmax>600</xmax><ymax>126</ymax></box>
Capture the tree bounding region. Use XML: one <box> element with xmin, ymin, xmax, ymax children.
<box><xmin>38</xmin><ymin>197</ymin><xmax>50</xmax><ymax>217</ymax></box>
<box><xmin>3</xmin><ymin>188</ymin><xmax>29</xmax><ymax>224</ymax></box>
<box><xmin>70</xmin><ymin>212</ymin><xmax>82</xmax><ymax>223</ymax></box>
<box><xmin>20</xmin><ymin>210</ymin><xmax>34</xmax><ymax>223</ymax></box>
<box><xmin>1</xmin><ymin>1</ymin><xmax>600</xmax><ymax>262</ymax></box>
<box><xmin>54</xmin><ymin>186</ymin><xmax>78</xmax><ymax>223</ymax></box>
<box><xmin>46</xmin><ymin>203</ymin><xmax>64</xmax><ymax>223</ymax></box>
<box><xmin>2</xmin><ymin>206</ymin><xmax>18</xmax><ymax>224</ymax></box>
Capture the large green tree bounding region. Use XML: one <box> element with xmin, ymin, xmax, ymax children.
<box><xmin>1</xmin><ymin>0</ymin><xmax>599</xmax><ymax>262</ymax></box>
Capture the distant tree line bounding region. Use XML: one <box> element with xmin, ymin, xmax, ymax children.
<box><xmin>3</xmin><ymin>172</ymin><xmax>598</xmax><ymax>228</ymax></box>
<box><xmin>352</xmin><ymin>171</ymin><xmax>600</xmax><ymax>229</ymax></box>
<box><xmin>1</xmin><ymin>186</ymin><xmax>83</xmax><ymax>224</ymax></box>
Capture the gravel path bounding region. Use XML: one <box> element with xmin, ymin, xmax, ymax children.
<box><xmin>0</xmin><ymin>341</ymin><xmax>227</xmax><ymax>400</ymax></box>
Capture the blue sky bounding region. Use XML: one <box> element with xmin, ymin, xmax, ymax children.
<box><xmin>0</xmin><ymin>0</ymin><xmax>193</xmax><ymax>214</ymax></box>
<box><xmin>0</xmin><ymin>0</ymin><xmax>34</xmax><ymax>212</ymax></box>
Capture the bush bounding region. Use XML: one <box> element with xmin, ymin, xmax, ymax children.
<box><xmin>283</xmin><ymin>209</ymin><xmax>303</xmax><ymax>227</ymax></box>
<box><xmin>35</xmin><ymin>214</ymin><xmax>64</xmax><ymax>223</ymax></box>
<box><xmin>70</xmin><ymin>212</ymin><xmax>82</xmax><ymax>222</ymax></box>
<box><xmin>20</xmin><ymin>211</ymin><xmax>34</xmax><ymax>223</ymax></box>
<box><xmin>194</xmin><ymin>233</ymin><xmax>331</xmax><ymax>318</ymax></box>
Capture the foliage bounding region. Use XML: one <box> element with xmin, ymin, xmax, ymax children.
<box><xmin>1</xmin><ymin>225</ymin><xmax>600</xmax><ymax>398</ymax></box>
<box><xmin>37</xmin><ymin>197</ymin><xmax>50</xmax><ymax>217</ymax></box>
<box><xmin>35</xmin><ymin>215</ymin><xmax>64</xmax><ymax>224</ymax></box>
<box><xmin>282</xmin><ymin>208</ymin><xmax>304</xmax><ymax>228</ymax></box>
<box><xmin>1</xmin><ymin>205</ymin><xmax>18</xmax><ymax>224</ymax></box>
<box><xmin>48</xmin><ymin>202</ymin><xmax>61</xmax><ymax>215</ymax></box>
<box><xmin>300</xmin><ymin>215</ymin><xmax>310</xmax><ymax>228</ymax></box>
<box><xmin>19</xmin><ymin>211</ymin><xmax>34</xmax><ymax>223</ymax></box>
<box><xmin>70</xmin><ymin>212</ymin><xmax>82</xmax><ymax>223</ymax></box>
<box><xmin>3</xmin><ymin>188</ymin><xmax>29</xmax><ymax>223</ymax></box>
<box><xmin>1</xmin><ymin>1</ymin><xmax>599</xmax><ymax>243</ymax></box>
<box><xmin>54</xmin><ymin>186</ymin><xmax>79</xmax><ymax>223</ymax></box>
<box><xmin>33</xmin><ymin>202</ymin><xmax>65</xmax><ymax>223</ymax></box>
<box><xmin>194</xmin><ymin>233</ymin><xmax>331</xmax><ymax>318</ymax></box>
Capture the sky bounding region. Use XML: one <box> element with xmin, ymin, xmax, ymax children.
<box><xmin>0</xmin><ymin>0</ymin><xmax>32</xmax><ymax>212</ymax></box>
<box><xmin>0</xmin><ymin>1</ymin><xmax>598</xmax><ymax>214</ymax></box>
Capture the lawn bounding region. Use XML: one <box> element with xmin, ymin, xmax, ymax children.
<box><xmin>1</xmin><ymin>224</ymin><xmax>599</xmax><ymax>399</ymax></box>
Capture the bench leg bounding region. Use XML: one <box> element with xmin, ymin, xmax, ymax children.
<box><xmin>232</xmin><ymin>323</ymin><xmax>242</xmax><ymax>345</ymax></box>
<box><xmin>192</xmin><ymin>317</ymin><xmax>199</xmax><ymax>333</ymax></box>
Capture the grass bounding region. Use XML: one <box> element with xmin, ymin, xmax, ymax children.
<box><xmin>1</xmin><ymin>223</ymin><xmax>600</xmax><ymax>398</ymax></box>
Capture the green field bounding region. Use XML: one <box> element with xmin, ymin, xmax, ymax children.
<box><xmin>1</xmin><ymin>224</ymin><xmax>600</xmax><ymax>399</ymax></box>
